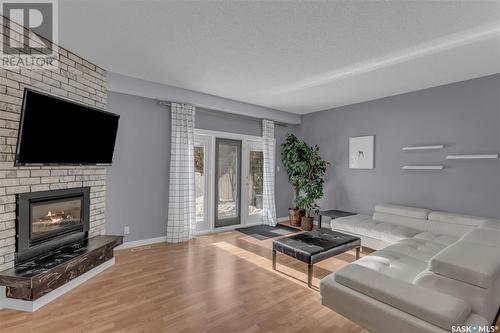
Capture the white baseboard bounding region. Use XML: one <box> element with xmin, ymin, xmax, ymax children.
<box><xmin>114</xmin><ymin>236</ymin><xmax>167</xmax><ymax>250</ymax></box>
<box><xmin>0</xmin><ymin>258</ymin><xmax>115</xmax><ymax>312</ymax></box>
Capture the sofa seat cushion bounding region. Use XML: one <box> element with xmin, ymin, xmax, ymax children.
<box><xmin>333</xmin><ymin>214</ymin><xmax>371</xmax><ymax>233</ymax></box>
<box><xmin>414</xmin><ymin>270</ymin><xmax>500</xmax><ymax>323</ymax></box>
<box><xmin>355</xmin><ymin>249</ymin><xmax>428</xmax><ymax>282</ymax></box>
<box><xmin>385</xmin><ymin>238</ymin><xmax>447</xmax><ymax>262</ymax></box>
<box><xmin>414</xmin><ymin>231</ymin><xmax>458</xmax><ymax>246</ymax></box>
<box><xmin>333</xmin><ymin>215</ymin><xmax>420</xmax><ymax>244</ymax></box>
<box><xmin>370</xmin><ymin>223</ymin><xmax>421</xmax><ymax>243</ymax></box>
<box><xmin>429</xmin><ymin>240</ymin><xmax>500</xmax><ymax>289</ymax></box>
<box><xmin>334</xmin><ymin>264</ymin><xmax>471</xmax><ymax>330</ymax></box>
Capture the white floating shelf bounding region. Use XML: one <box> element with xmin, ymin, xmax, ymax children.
<box><xmin>446</xmin><ymin>154</ymin><xmax>499</xmax><ymax>160</ymax></box>
<box><xmin>402</xmin><ymin>165</ymin><xmax>444</xmax><ymax>170</ymax></box>
<box><xmin>402</xmin><ymin>145</ymin><xmax>444</xmax><ymax>151</ymax></box>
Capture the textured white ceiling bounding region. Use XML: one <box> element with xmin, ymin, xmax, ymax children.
<box><xmin>59</xmin><ymin>0</ymin><xmax>500</xmax><ymax>114</ymax></box>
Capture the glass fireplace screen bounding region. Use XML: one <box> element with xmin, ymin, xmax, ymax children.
<box><xmin>31</xmin><ymin>197</ymin><xmax>83</xmax><ymax>240</ymax></box>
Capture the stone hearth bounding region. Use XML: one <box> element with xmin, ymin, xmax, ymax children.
<box><xmin>0</xmin><ymin>235</ymin><xmax>122</xmax><ymax>302</ymax></box>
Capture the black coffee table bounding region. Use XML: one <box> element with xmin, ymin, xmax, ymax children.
<box><xmin>272</xmin><ymin>229</ymin><xmax>361</xmax><ymax>288</ymax></box>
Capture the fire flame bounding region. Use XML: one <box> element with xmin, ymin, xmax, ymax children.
<box><xmin>46</xmin><ymin>211</ymin><xmax>64</xmax><ymax>224</ymax></box>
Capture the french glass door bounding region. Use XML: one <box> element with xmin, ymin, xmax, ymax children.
<box><xmin>194</xmin><ymin>131</ymin><xmax>265</xmax><ymax>232</ymax></box>
<box><xmin>215</xmin><ymin>138</ymin><xmax>242</xmax><ymax>228</ymax></box>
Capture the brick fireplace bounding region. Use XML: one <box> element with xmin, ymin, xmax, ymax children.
<box><xmin>0</xmin><ymin>17</ymin><xmax>108</xmax><ymax>272</ymax></box>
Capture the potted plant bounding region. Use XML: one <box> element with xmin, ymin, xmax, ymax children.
<box><xmin>281</xmin><ymin>133</ymin><xmax>307</xmax><ymax>227</ymax></box>
<box><xmin>296</xmin><ymin>143</ymin><xmax>329</xmax><ymax>231</ymax></box>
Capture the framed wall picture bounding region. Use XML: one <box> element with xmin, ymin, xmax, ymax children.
<box><xmin>349</xmin><ymin>135</ymin><xmax>374</xmax><ymax>169</ymax></box>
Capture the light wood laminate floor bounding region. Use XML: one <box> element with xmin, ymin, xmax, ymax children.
<box><xmin>1</xmin><ymin>229</ymin><xmax>497</xmax><ymax>332</ymax></box>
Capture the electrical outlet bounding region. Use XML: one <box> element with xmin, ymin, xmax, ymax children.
<box><xmin>124</xmin><ymin>225</ymin><xmax>130</xmax><ymax>235</ymax></box>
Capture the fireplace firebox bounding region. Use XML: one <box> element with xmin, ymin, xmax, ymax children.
<box><xmin>16</xmin><ymin>187</ymin><xmax>90</xmax><ymax>263</ymax></box>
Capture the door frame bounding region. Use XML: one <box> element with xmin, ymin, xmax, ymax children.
<box><xmin>194</xmin><ymin>129</ymin><xmax>265</xmax><ymax>235</ymax></box>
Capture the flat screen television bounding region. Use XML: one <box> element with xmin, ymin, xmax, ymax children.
<box><xmin>15</xmin><ymin>89</ymin><xmax>120</xmax><ymax>166</ymax></box>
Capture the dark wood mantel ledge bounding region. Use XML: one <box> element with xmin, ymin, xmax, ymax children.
<box><xmin>0</xmin><ymin>235</ymin><xmax>123</xmax><ymax>301</ymax></box>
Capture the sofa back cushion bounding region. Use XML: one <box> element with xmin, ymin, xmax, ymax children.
<box><xmin>462</xmin><ymin>228</ymin><xmax>500</xmax><ymax>247</ymax></box>
<box><xmin>426</xmin><ymin>212</ymin><xmax>489</xmax><ymax>237</ymax></box>
<box><xmin>373</xmin><ymin>204</ymin><xmax>430</xmax><ymax>231</ymax></box>
<box><xmin>429</xmin><ymin>240</ymin><xmax>500</xmax><ymax>289</ymax></box>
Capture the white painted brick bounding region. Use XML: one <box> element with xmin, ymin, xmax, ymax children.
<box><xmin>66</xmin><ymin>181</ymin><xmax>83</xmax><ymax>188</ymax></box>
<box><xmin>0</xmin><ymin>178</ymin><xmax>19</xmax><ymax>186</ymax></box>
<box><xmin>0</xmin><ymin>237</ymin><xmax>15</xmax><ymax>247</ymax></box>
<box><xmin>0</xmin><ymin>220</ymin><xmax>15</xmax><ymax>231</ymax></box>
<box><xmin>49</xmin><ymin>183</ymin><xmax>67</xmax><ymax>190</ymax></box>
<box><xmin>0</xmin><ymin>196</ymin><xmax>15</xmax><ymax>204</ymax></box>
<box><xmin>50</xmin><ymin>169</ymin><xmax>68</xmax><ymax>176</ymax></box>
<box><xmin>59</xmin><ymin>55</ymin><xmax>76</xmax><ymax>68</ymax></box>
<box><xmin>42</xmin><ymin>75</ymin><xmax>61</xmax><ymax>87</ymax></box>
<box><xmin>0</xmin><ymin>212</ymin><xmax>15</xmax><ymax>222</ymax></box>
<box><xmin>59</xmin><ymin>176</ymin><xmax>76</xmax><ymax>182</ymax></box>
<box><xmin>0</xmin><ymin>93</ymin><xmax>20</xmax><ymax>105</ymax></box>
<box><xmin>31</xmin><ymin>169</ymin><xmax>50</xmax><ymax>177</ymax></box>
<box><xmin>0</xmin><ymin>261</ymin><xmax>13</xmax><ymax>271</ymax></box>
<box><xmin>6</xmin><ymin>72</ymin><xmax>30</xmax><ymax>85</ymax></box>
<box><xmin>19</xmin><ymin>177</ymin><xmax>40</xmax><ymax>185</ymax></box>
<box><xmin>0</xmin><ymin>228</ymin><xmax>15</xmax><ymax>239</ymax></box>
<box><xmin>4</xmin><ymin>203</ymin><xmax>15</xmax><ymax>212</ymax></box>
<box><xmin>0</xmin><ymin>111</ymin><xmax>21</xmax><ymax>121</ymax></box>
<box><xmin>20</xmin><ymin>69</ymin><xmax>43</xmax><ymax>81</ymax></box>
<box><xmin>31</xmin><ymin>80</ymin><xmax>52</xmax><ymax>91</ymax></box>
<box><xmin>6</xmin><ymin>185</ymin><xmax>30</xmax><ymax>194</ymax></box>
<box><xmin>3</xmin><ymin>252</ymin><xmax>14</xmax><ymax>262</ymax></box>
<box><xmin>31</xmin><ymin>184</ymin><xmax>50</xmax><ymax>192</ymax></box>
<box><xmin>0</xmin><ymin>245</ymin><xmax>15</xmax><ymax>256</ymax></box>
<box><xmin>0</xmin><ymin>77</ymin><xmax>20</xmax><ymax>89</ymax></box>
<box><xmin>41</xmin><ymin>176</ymin><xmax>60</xmax><ymax>183</ymax></box>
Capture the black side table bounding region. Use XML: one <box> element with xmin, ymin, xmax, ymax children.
<box><xmin>317</xmin><ymin>210</ymin><xmax>356</xmax><ymax>229</ymax></box>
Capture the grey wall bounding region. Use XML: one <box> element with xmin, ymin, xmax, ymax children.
<box><xmin>275</xmin><ymin>124</ymin><xmax>300</xmax><ymax>218</ymax></box>
<box><xmin>106</xmin><ymin>91</ymin><xmax>293</xmax><ymax>241</ymax></box>
<box><xmin>106</xmin><ymin>92</ymin><xmax>170</xmax><ymax>242</ymax></box>
<box><xmin>196</xmin><ymin>109</ymin><xmax>262</xmax><ymax>136</ymax></box>
<box><xmin>298</xmin><ymin>74</ymin><xmax>500</xmax><ymax>218</ymax></box>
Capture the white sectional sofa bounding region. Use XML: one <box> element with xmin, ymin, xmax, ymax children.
<box><xmin>320</xmin><ymin>204</ymin><xmax>500</xmax><ymax>333</ymax></box>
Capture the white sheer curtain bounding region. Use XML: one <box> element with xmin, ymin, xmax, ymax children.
<box><xmin>166</xmin><ymin>103</ymin><xmax>196</xmax><ymax>243</ymax></box>
<box><xmin>262</xmin><ymin>119</ymin><xmax>277</xmax><ymax>226</ymax></box>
